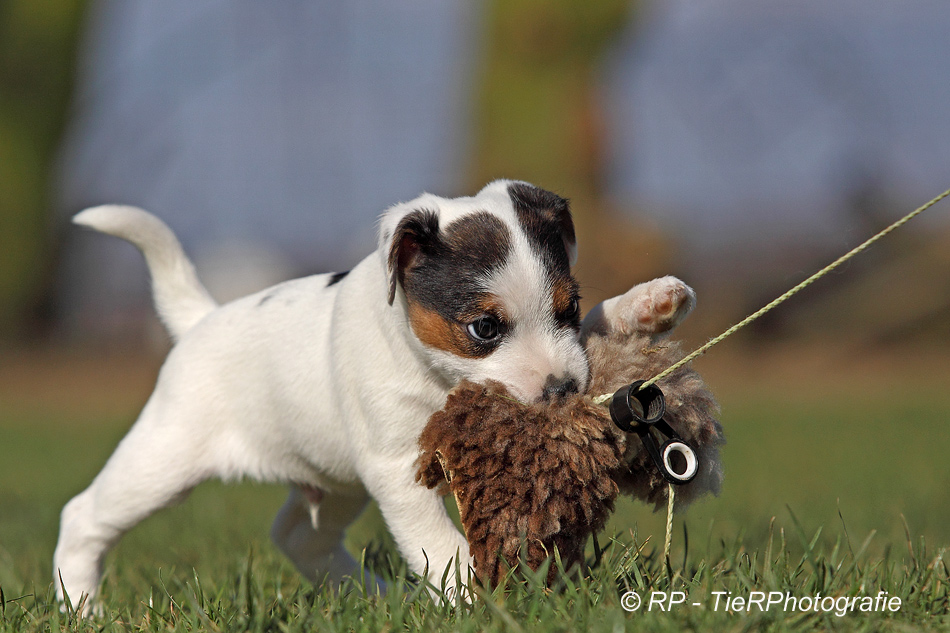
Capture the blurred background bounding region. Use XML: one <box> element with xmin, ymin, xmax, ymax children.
<box><xmin>2</xmin><ymin>0</ymin><xmax>950</xmax><ymax>348</ymax></box>
<box><xmin>1</xmin><ymin>0</ymin><xmax>949</xmax><ymax>591</ymax></box>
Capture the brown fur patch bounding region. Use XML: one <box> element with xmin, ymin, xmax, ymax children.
<box><xmin>408</xmin><ymin>304</ymin><xmax>459</xmax><ymax>355</ymax></box>
<box><xmin>407</xmin><ymin>298</ymin><xmax>509</xmax><ymax>359</ymax></box>
<box><xmin>551</xmin><ymin>277</ymin><xmax>580</xmax><ymax>325</ymax></box>
<box><xmin>417</xmin><ymin>380</ymin><xmax>624</xmax><ymax>585</ymax></box>
<box><xmin>460</xmin><ymin>295</ymin><xmax>508</xmax><ymax>324</ymax></box>
<box><xmin>442</xmin><ymin>213</ymin><xmax>512</xmax><ymax>267</ymax></box>
<box><xmin>408</xmin><ymin>304</ymin><xmax>481</xmax><ymax>359</ymax></box>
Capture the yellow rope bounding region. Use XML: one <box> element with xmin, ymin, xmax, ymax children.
<box><xmin>595</xmin><ymin>188</ymin><xmax>949</xmax><ymax>579</ymax></box>
<box><xmin>664</xmin><ymin>484</ymin><xmax>675</xmax><ymax>575</ymax></box>
<box><xmin>621</xmin><ymin>187</ymin><xmax>950</xmax><ymax>394</ymax></box>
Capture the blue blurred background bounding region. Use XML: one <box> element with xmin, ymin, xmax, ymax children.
<box><xmin>2</xmin><ymin>0</ymin><xmax>950</xmax><ymax>349</ymax></box>
<box><xmin>2</xmin><ymin>0</ymin><xmax>950</xmax><ymax>351</ymax></box>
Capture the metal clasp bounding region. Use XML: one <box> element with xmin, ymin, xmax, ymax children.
<box><xmin>609</xmin><ymin>380</ymin><xmax>699</xmax><ymax>484</ymax></box>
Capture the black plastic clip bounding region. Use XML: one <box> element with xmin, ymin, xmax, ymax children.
<box><xmin>609</xmin><ymin>380</ymin><xmax>699</xmax><ymax>485</ymax></box>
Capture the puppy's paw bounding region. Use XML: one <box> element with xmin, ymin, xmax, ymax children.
<box><xmin>612</xmin><ymin>276</ymin><xmax>696</xmax><ymax>335</ymax></box>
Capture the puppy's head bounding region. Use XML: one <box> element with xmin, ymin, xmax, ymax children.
<box><xmin>379</xmin><ymin>180</ymin><xmax>588</xmax><ymax>403</ymax></box>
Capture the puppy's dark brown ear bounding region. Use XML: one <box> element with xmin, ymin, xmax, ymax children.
<box><xmin>507</xmin><ymin>182</ymin><xmax>577</xmax><ymax>267</ymax></box>
<box><xmin>386</xmin><ymin>209</ymin><xmax>440</xmax><ymax>305</ymax></box>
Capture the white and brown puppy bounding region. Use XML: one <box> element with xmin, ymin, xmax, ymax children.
<box><xmin>53</xmin><ymin>180</ymin><xmax>695</xmax><ymax>610</ymax></box>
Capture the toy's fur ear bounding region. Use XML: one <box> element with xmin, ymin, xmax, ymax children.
<box><xmin>384</xmin><ymin>209</ymin><xmax>440</xmax><ymax>305</ymax></box>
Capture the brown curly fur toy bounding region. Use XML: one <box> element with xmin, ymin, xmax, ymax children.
<box><xmin>416</xmin><ymin>330</ymin><xmax>724</xmax><ymax>586</ymax></box>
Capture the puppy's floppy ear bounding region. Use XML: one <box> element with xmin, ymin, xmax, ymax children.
<box><xmin>385</xmin><ymin>209</ymin><xmax>440</xmax><ymax>305</ymax></box>
<box><xmin>507</xmin><ymin>181</ymin><xmax>577</xmax><ymax>266</ymax></box>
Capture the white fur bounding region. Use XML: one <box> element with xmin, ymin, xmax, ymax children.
<box><xmin>54</xmin><ymin>181</ymin><xmax>694</xmax><ymax>613</ymax></box>
<box><xmin>72</xmin><ymin>205</ymin><xmax>217</xmax><ymax>341</ymax></box>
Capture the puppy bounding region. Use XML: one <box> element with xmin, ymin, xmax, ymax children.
<box><xmin>53</xmin><ymin>180</ymin><xmax>695</xmax><ymax>610</ymax></box>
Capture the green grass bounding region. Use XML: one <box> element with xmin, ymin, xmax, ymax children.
<box><xmin>1</xmin><ymin>385</ymin><xmax>949</xmax><ymax>631</ymax></box>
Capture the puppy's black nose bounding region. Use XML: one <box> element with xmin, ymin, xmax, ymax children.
<box><xmin>542</xmin><ymin>375</ymin><xmax>579</xmax><ymax>401</ymax></box>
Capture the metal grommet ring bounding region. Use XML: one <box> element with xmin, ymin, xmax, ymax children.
<box><xmin>661</xmin><ymin>440</ymin><xmax>698</xmax><ymax>483</ymax></box>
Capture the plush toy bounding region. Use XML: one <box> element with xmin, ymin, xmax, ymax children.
<box><xmin>416</xmin><ymin>287</ymin><xmax>724</xmax><ymax>586</ymax></box>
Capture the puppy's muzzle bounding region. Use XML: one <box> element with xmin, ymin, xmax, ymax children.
<box><xmin>542</xmin><ymin>375</ymin><xmax>579</xmax><ymax>402</ymax></box>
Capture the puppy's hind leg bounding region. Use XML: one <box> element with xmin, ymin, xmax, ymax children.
<box><xmin>53</xmin><ymin>400</ymin><xmax>214</xmax><ymax>613</ymax></box>
<box><xmin>271</xmin><ymin>487</ymin><xmax>374</xmax><ymax>587</ymax></box>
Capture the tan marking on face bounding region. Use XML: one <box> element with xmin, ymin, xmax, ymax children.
<box><xmin>407</xmin><ymin>303</ymin><xmax>481</xmax><ymax>359</ymax></box>
<box><xmin>552</xmin><ymin>280</ymin><xmax>576</xmax><ymax>315</ymax></box>
<box><xmin>461</xmin><ymin>296</ymin><xmax>507</xmax><ymax>323</ymax></box>
<box><xmin>549</xmin><ymin>276</ymin><xmax>580</xmax><ymax>329</ymax></box>
<box><xmin>408</xmin><ymin>296</ymin><xmax>509</xmax><ymax>359</ymax></box>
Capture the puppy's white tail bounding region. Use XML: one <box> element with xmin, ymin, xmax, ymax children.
<box><xmin>73</xmin><ymin>205</ymin><xmax>217</xmax><ymax>341</ymax></box>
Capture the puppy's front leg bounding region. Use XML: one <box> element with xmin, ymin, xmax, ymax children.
<box><xmin>581</xmin><ymin>276</ymin><xmax>696</xmax><ymax>342</ymax></box>
<box><xmin>360</xmin><ymin>457</ymin><xmax>472</xmax><ymax>600</ymax></box>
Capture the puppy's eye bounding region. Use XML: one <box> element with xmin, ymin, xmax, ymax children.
<box><xmin>466</xmin><ymin>315</ymin><xmax>503</xmax><ymax>342</ymax></box>
<box><xmin>558</xmin><ymin>296</ymin><xmax>580</xmax><ymax>323</ymax></box>
<box><xmin>566</xmin><ymin>297</ymin><xmax>580</xmax><ymax>318</ymax></box>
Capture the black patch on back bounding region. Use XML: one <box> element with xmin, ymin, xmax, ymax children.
<box><xmin>396</xmin><ymin>210</ymin><xmax>512</xmax><ymax>320</ymax></box>
<box><xmin>507</xmin><ymin>182</ymin><xmax>576</xmax><ymax>274</ymax></box>
<box><xmin>257</xmin><ymin>291</ymin><xmax>275</xmax><ymax>307</ymax></box>
<box><xmin>257</xmin><ymin>281</ymin><xmax>295</xmax><ymax>307</ymax></box>
<box><xmin>326</xmin><ymin>270</ymin><xmax>349</xmax><ymax>287</ymax></box>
